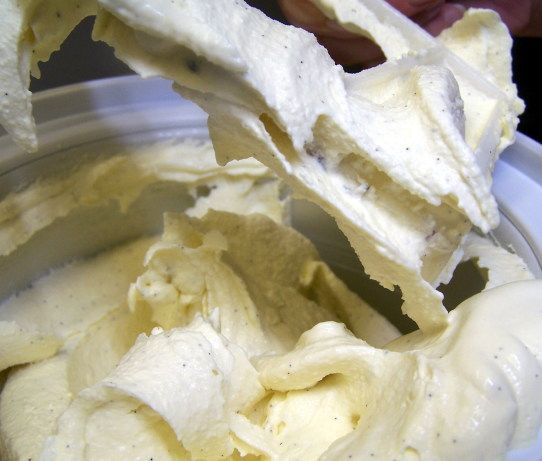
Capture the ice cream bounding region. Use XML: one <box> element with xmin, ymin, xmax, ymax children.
<box><xmin>0</xmin><ymin>143</ymin><xmax>538</xmax><ymax>460</ymax></box>
<box><xmin>0</xmin><ymin>139</ymin><xmax>401</xmax><ymax>460</ymax></box>
<box><xmin>0</xmin><ymin>0</ymin><xmax>96</xmax><ymax>152</ymax></box>
<box><xmin>0</xmin><ymin>0</ymin><xmax>541</xmax><ymax>460</ymax></box>
<box><xmin>0</xmin><ymin>0</ymin><xmax>525</xmax><ymax>329</ymax></box>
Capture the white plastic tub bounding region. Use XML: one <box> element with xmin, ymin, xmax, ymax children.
<box><xmin>0</xmin><ymin>76</ymin><xmax>541</xmax><ymax>459</ymax></box>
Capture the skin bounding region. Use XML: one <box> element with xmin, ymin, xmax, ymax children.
<box><xmin>278</xmin><ymin>0</ymin><xmax>542</xmax><ymax>67</ymax></box>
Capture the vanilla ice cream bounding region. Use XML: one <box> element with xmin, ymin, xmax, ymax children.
<box><xmin>0</xmin><ymin>0</ymin><xmax>541</xmax><ymax>460</ymax></box>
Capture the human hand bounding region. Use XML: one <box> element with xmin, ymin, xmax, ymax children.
<box><xmin>278</xmin><ymin>0</ymin><xmax>542</xmax><ymax>67</ymax></box>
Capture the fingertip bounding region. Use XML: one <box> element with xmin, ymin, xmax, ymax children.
<box><xmin>424</xmin><ymin>3</ymin><xmax>466</xmax><ymax>36</ymax></box>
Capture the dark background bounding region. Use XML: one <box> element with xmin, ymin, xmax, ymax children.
<box><xmin>30</xmin><ymin>6</ymin><xmax>541</xmax><ymax>143</ymax></box>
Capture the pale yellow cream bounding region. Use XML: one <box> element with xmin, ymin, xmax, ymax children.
<box><xmin>0</xmin><ymin>139</ymin><xmax>539</xmax><ymax>461</ymax></box>
<box><xmin>0</xmin><ymin>1</ymin><xmax>541</xmax><ymax>460</ymax></box>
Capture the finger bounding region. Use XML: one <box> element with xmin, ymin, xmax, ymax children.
<box><xmin>410</xmin><ymin>3</ymin><xmax>446</xmax><ymax>26</ymax></box>
<box><xmin>323</xmin><ymin>3</ymin><xmax>465</xmax><ymax>66</ymax></box>
<box><xmin>316</xmin><ymin>35</ymin><xmax>385</xmax><ymax>67</ymax></box>
<box><xmin>277</xmin><ymin>0</ymin><xmax>461</xmax><ymax>68</ymax></box>
<box><xmin>415</xmin><ymin>3</ymin><xmax>466</xmax><ymax>35</ymax></box>
<box><xmin>387</xmin><ymin>0</ymin><xmax>445</xmax><ymax>17</ymax></box>
<box><xmin>279</xmin><ymin>0</ymin><xmax>445</xmax><ymax>37</ymax></box>
<box><xmin>278</xmin><ymin>0</ymin><xmax>358</xmax><ymax>38</ymax></box>
<box><xmin>278</xmin><ymin>0</ymin><xmax>383</xmax><ymax>67</ymax></box>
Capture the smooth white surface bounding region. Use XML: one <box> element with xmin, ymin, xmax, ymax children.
<box><xmin>0</xmin><ymin>76</ymin><xmax>541</xmax><ymax>460</ymax></box>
